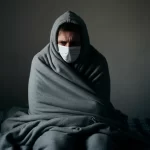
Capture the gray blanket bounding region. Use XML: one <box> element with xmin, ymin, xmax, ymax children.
<box><xmin>0</xmin><ymin>11</ymin><xmax>149</xmax><ymax>149</ymax></box>
<box><xmin>0</xmin><ymin>108</ymin><xmax>149</xmax><ymax>150</ymax></box>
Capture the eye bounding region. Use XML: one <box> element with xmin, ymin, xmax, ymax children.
<box><xmin>60</xmin><ymin>41</ymin><xmax>66</xmax><ymax>45</ymax></box>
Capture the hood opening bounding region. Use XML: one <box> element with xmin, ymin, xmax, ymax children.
<box><xmin>49</xmin><ymin>11</ymin><xmax>91</xmax><ymax>64</ymax></box>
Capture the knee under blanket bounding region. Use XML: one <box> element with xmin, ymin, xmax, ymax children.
<box><xmin>0</xmin><ymin>11</ymin><xmax>149</xmax><ymax>149</ymax></box>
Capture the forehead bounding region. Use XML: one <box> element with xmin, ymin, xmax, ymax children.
<box><xmin>57</xmin><ymin>31</ymin><xmax>80</xmax><ymax>41</ymax></box>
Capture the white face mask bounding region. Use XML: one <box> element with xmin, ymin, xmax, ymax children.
<box><xmin>58</xmin><ymin>44</ymin><xmax>81</xmax><ymax>63</ymax></box>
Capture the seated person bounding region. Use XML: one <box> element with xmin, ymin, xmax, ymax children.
<box><xmin>28</xmin><ymin>10</ymin><xmax>127</xmax><ymax>150</ymax></box>
<box><xmin>1</xmin><ymin>11</ymin><xmax>130</xmax><ymax>150</ymax></box>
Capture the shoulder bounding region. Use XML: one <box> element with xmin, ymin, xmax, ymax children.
<box><xmin>89</xmin><ymin>45</ymin><xmax>108</xmax><ymax>67</ymax></box>
<box><xmin>31</xmin><ymin>43</ymin><xmax>50</xmax><ymax>65</ymax></box>
<box><xmin>29</xmin><ymin>43</ymin><xmax>53</xmax><ymax>71</ymax></box>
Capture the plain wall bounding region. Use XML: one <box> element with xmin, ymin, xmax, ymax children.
<box><xmin>1</xmin><ymin>0</ymin><xmax>150</xmax><ymax>117</ymax></box>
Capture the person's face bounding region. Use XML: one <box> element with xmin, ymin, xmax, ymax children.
<box><xmin>57</xmin><ymin>31</ymin><xmax>81</xmax><ymax>47</ymax></box>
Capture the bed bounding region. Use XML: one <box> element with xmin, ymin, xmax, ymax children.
<box><xmin>0</xmin><ymin>106</ymin><xmax>150</xmax><ymax>150</ymax></box>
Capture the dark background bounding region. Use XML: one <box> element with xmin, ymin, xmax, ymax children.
<box><xmin>1</xmin><ymin>0</ymin><xmax>150</xmax><ymax>117</ymax></box>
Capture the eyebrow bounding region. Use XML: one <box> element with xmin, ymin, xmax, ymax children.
<box><xmin>58</xmin><ymin>40</ymin><xmax>80</xmax><ymax>42</ymax></box>
<box><xmin>58</xmin><ymin>40</ymin><xmax>67</xmax><ymax>42</ymax></box>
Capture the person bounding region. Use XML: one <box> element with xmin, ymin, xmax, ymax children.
<box><xmin>28</xmin><ymin>11</ymin><xmax>112</xmax><ymax>114</ymax></box>
<box><xmin>28</xmin><ymin>10</ymin><xmax>128</xmax><ymax>149</ymax></box>
<box><xmin>0</xmin><ymin>11</ymin><xmax>130</xmax><ymax>150</ymax></box>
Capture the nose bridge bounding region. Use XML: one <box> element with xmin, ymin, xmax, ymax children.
<box><xmin>66</xmin><ymin>35</ymin><xmax>72</xmax><ymax>47</ymax></box>
<box><xmin>66</xmin><ymin>42</ymin><xmax>71</xmax><ymax>47</ymax></box>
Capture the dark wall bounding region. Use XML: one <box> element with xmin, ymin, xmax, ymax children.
<box><xmin>1</xmin><ymin>0</ymin><xmax>150</xmax><ymax>117</ymax></box>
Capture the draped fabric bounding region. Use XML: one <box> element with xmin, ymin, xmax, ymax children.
<box><xmin>28</xmin><ymin>11</ymin><xmax>115</xmax><ymax>119</ymax></box>
<box><xmin>1</xmin><ymin>11</ymin><xmax>147</xmax><ymax>150</ymax></box>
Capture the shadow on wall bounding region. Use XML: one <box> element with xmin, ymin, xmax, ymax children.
<box><xmin>1</xmin><ymin>75</ymin><xmax>29</xmax><ymax>110</ymax></box>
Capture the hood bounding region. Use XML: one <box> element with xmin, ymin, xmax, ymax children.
<box><xmin>49</xmin><ymin>11</ymin><xmax>91</xmax><ymax>64</ymax></box>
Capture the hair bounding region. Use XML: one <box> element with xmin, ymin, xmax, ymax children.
<box><xmin>57</xmin><ymin>23</ymin><xmax>82</xmax><ymax>36</ymax></box>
